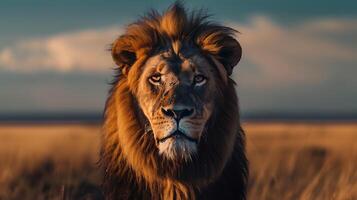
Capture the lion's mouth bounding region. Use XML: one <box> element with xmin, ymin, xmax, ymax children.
<box><xmin>157</xmin><ymin>130</ymin><xmax>198</xmax><ymax>144</ymax></box>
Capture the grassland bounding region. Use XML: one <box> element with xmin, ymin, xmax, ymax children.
<box><xmin>0</xmin><ymin>122</ymin><xmax>356</xmax><ymax>199</ymax></box>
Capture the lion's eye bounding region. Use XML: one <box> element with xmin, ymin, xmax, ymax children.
<box><xmin>149</xmin><ymin>74</ymin><xmax>161</xmax><ymax>85</ymax></box>
<box><xmin>193</xmin><ymin>74</ymin><xmax>207</xmax><ymax>86</ymax></box>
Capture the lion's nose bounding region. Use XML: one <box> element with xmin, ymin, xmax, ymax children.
<box><xmin>161</xmin><ymin>107</ymin><xmax>194</xmax><ymax>120</ymax></box>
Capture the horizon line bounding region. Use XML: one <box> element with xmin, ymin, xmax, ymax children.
<box><xmin>1</xmin><ymin>112</ymin><xmax>357</xmax><ymax>123</ymax></box>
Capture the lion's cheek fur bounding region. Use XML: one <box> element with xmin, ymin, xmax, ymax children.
<box><xmin>111</xmin><ymin>81</ymin><xmax>159</xmax><ymax>183</ymax></box>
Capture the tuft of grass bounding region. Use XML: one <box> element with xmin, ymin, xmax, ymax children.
<box><xmin>245</xmin><ymin>122</ymin><xmax>357</xmax><ymax>200</ymax></box>
<box><xmin>0</xmin><ymin>124</ymin><xmax>103</xmax><ymax>200</ymax></box>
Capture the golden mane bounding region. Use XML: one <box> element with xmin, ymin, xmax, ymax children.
<box><xmin>111</xmin><ymin>2</ymin><xmax>241</xmax><ymax>77</ymax></box>
<box><xmin>100</xmin><ymin>2</ymin><xmax>248</xmax><ymax>200</ymax></box>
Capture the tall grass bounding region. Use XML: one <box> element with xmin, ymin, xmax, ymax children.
<box><xmin>0</xmin><ymin>122</ymin><xmax>356</xmax><ymax>199</ymax></box>
<box><xmin>246</xmin><ymin>122</ymin><xmax>357</xmax><ymax>200</ymax></box>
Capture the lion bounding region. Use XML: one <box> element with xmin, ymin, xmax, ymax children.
<box><xmin>100</xmin><ymin>2</ymin><xmax>248</xmax><ymax>200</ymax></box>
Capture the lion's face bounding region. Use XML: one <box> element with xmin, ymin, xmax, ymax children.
<box><xmin>135</xmin><ymin>51</ymin><xmax>217</xmax><ymax>160</ymax></box>
<box><xmin>110</xmin><ymin>3</ymin><xmax>242</xmax><ymax>163</ymax></box>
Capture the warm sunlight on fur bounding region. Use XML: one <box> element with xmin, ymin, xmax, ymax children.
<box><xmin>101</xmin><ymin>2</ymin><xmax>247</xmax><ymax>199</ymax></box>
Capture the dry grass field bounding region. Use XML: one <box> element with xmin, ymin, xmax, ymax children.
<box><xmin>0</xmin><ymin>122</ymin><xmax>356</xmax><ymax>200</ymax></box>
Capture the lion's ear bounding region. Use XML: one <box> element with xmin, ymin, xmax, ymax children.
<box><xmin>198</xmin><ymin>32</ymin><xmax>242</xmax><ymax>76</ymax></box>
<box><xmin>111</xmin><ymin>35</ymin><xmax>137</xmax><ymax>75</ymax></box>
<box><xmin>216</xmin><ymin>36</ymin><xmax>242</xmax><ymax>75</ymax></box>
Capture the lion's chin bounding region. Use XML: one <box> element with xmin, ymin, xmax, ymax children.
<box><xmin>158</xmin><ymin>136</ymin><xmax>197</xmax><ymax>161</ymax></box>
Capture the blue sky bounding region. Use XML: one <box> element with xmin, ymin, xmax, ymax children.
<box><xmin>0</xmin><ymin>0</ymin><xmax>357</xmax><ymax>116</ymax></box>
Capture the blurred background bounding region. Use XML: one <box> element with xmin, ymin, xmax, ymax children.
<box><xmin>1</xmin><ymin>0</ymin><xmax>357</xmax><ymax>121</ymax></box>
<box><xmin>0</xmin><ymin>0</ymin><xmax>356</xmax><ymax>199</ymax></box>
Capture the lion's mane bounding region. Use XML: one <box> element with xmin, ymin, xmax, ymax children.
<box><xmin>100</xmin><ymin>2</ymin><xmax>248</xmax><ymax>200</ymax></box>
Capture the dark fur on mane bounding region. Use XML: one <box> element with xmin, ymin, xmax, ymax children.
<box><xmin>100</xmin><ymin>2</ymin><xmax>248</xmax><ymax>200</ymax></box>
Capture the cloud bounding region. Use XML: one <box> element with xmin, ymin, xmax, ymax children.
<box><xmin>0</xmin><ymin>26</ymin><xmax>121</xmax><ymax>72</ymax></box>
<box><xmin>230</xmin><ymin>17</ymin><xmax>357</xmax><ymax>88</ymax></box>
<box><xmin>227</xmin><ymin>17</ymin><xmax>357</xmax><ymax>113</ymax></box>
<box><xmin>0</xmin><ymin>16</ymin><xmax>356</xmax><ymax>79</ymax></box>
<box><xmin>0</xmin><ymin>16</ymin><xmax>357</xmax><ymax>114</ymax></box>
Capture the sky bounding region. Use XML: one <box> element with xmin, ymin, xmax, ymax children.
<box><xmin>0</xmin><ymin>0</ymin><xmax>357</xmax><ymax>117</ymax></box>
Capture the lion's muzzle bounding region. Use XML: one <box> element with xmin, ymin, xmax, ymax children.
<box><xmin>159</xmin><ymin>105</ymin><xmax>199</xmax><ymax>141</ymax></box>
<box><xmin>161</xmin><ymin>107</ymin><xmax>194</xmax><ymax>121</ymax></box>
<box><xmin>157</xmin><ymin>130</ymin><xmax>198</xmax><ymax>144</ymax></box>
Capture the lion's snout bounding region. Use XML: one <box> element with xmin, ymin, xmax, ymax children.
<box><xmin>151</xmin><ymin>105</ymin><xmax>206</xmax><ymax>159</ymax></box>
<box><xmin>161</xmin><ymin>106</ymin><xmax>194</xmax><ymax>121</ymax></box>
<box><xmin>157</xmin><ymin>105</ymin><xmax>205</xmax><ymax>141</ymax></box>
